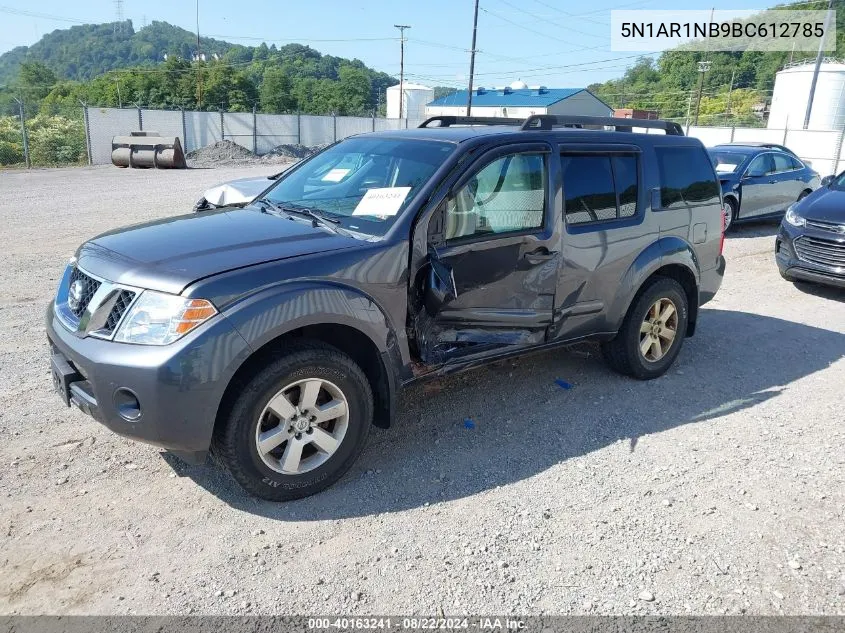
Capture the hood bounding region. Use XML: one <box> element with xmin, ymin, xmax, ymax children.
<box><xmin>796</xmin><ymin>186</ymin><xmax>845</xmax><ymax>223</ymax></box>
<box><xmin>201</xmin><ymin>176</ymin><xmax>275</xmax><ymax>207</ymax></box>
<box><xmin>77</xmin><ymin>207</ymin><xmax>361</xmax><ymax>294</ymax></box>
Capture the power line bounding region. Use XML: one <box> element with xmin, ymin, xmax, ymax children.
<box><xmin>492</xmin><ymin>0</ymin><xmax>606</xmax><ymax>40</ymax></box>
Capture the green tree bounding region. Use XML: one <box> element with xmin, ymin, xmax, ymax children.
<box><xmin>260</xmin><ymin>67</ymin><xmax>295</xmax><ymax>113</ymax></box>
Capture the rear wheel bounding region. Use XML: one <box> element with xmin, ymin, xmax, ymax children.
<box><xmin>601</xmin><ymin>277</ymin><xmax>689</xmax><ymax>380</ymax></box>
<box><xmin>214</xmin><ymin>341</ymin><xmax>373</xmax><ymax>501</ymax></box>
<box><xmin>723</xmin><ymin>197</ymin><xmax>737</xmax><ymax>232</ymax></box>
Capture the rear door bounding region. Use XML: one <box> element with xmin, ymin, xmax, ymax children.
<box><xmin>553</xmin><ymin>144</ymin><xmax>650</xmax><ymax>340</ymax></box>
<box><xmin>772</xmin><ymin>153</ymin><xmax>804</xmax><ymax>209</ymax></box>
<box><xmin>416</xmin><ymin>142</ymin><xmax>560</xmax><ymax>362</ymax></box>
<box><xmin>740</xmin><ymin>153</ymin><xmax>777</xmax><ymax>218</ymax></box>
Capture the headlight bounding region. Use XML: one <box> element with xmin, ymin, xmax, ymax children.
<box><xmin>113</xmin><ymin>291</ymin><xmax>217</xmax><ymax>345</ymax></box>
<box><xmin>784</xmin><ymin>205</ymin><xmax>805</xmax><ymax>228</ymax></box>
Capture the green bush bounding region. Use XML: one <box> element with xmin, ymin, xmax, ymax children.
<box><xmin>0</xmin><ymin>114</ymin><xmax>86</xmax><ymax>166</ymax></box>
<box><xmin>27</xmin><ymin>115</ymin><xmax>86</xmax><ymax>165</ymax></box>
<box><xmin>0</xmin><ymin>116</ymin><xmax>24</xmax><ymax>165</ymax></box>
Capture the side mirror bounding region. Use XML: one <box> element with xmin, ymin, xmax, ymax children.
<box><xmin>424</xmin><ymin>255</ymin><xmax>457</xmax><ymax>316</ymax></box>
<box><xmin>821</xmin><ymin>175</ymin><xmax>834</xmax><ymax>187</ymax></box>
<box><xmin>744</xmin><ymin>168</ymin><xmax>765</xmax><ymax>179</ymax></box>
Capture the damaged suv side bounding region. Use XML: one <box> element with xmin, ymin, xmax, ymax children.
<box><xmin>47</xmin><ymin>115</ymin><xmax>725</xmax><ymax>501</ymax></box>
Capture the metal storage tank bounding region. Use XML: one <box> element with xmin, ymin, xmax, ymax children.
<box><xmin>768</xmin><ymin>60</ymin><xmax>845</xmax><ymax>130</ymax></box>
<box><xmin>386</xmin><ymin>82</ymin><xmax>434</xmax><ymax>119</ymax></box>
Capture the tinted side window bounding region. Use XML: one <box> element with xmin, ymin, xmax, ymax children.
<box><xmin>747</xmin><ymin>154</ymin><xmax>775</xmax><ymax>177</ymax></box>
<box><xmin>655</xmin><ymin>146</ymin><xmax>720</xmax><ymax>208</ymax></box>
<box><xmin>444</xmin><ymin>152</ymin><xmax>546</xmax><ymax>241</ymax></box>
<box><xmin>789</xmin><ymin>155</ymin><xmax>804</xmax><ymax>170</ymax></box>
<box><xmin>614</xmin><ymin>155</ymin><xmax>638</xmax><ymax>218</ymax></box>
<box><xmin>562</xmin><ymin>154</ymin><xmax>639</xmax><ymax>224</ymax></box>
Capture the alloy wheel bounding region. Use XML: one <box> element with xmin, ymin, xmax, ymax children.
<box><xmin>638</xmin><ymin>298</ymin><xmax>678</xmax><ymax>362</ymax></box>
<box><xmin>255</xmin><ymin>378</ymin><xmax>349</xmax><ymax>475</ymax></box>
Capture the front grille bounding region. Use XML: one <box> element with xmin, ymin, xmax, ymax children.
<box><xmin>67</xmin><ymin>267</ymin><xmax>101</xmax><ymax>317</ymax></box>
<box><xmin>794</xmin><ymin>236</ymin><xmax>845</xmax><ymax>270</ymax></box>
<box><xmin>806</xmin><ymin>218</ymin><xmax>845</xmax><ymax>234</ymax></box>
<box><xmin>103</xmin><ymin>290</ymin><xmax>136</xmax><ymax>334</ymax></box>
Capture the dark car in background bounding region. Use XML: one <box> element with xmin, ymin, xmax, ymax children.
<box><xmin>776</xmin><ymin>172</ymin><xmax>845</xmax><ymax>289</ymax></box>
<box><xmin>708</xmin><ymin>143</ymin><xmax>820</xmax><ymax>230</ymax></box>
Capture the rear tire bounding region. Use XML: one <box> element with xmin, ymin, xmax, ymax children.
<box><xmin>601</xmin><ymin>277</ymin><xmax>689</xmax><ymax>380</ymax></box>
<box><xmin>214</xmin><ymin>341</ymin><xmax>373</xmax><ymax>501</ymax></box>
<box><xmin>723</xmin><ymin>197</ymin><xmax>737</xmax><ymax>232</ymax></box>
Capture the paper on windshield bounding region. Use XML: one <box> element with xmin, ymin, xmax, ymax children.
<box><xmin>352</xmin><ymin>187</ymin><xmax>412</xmax><ymax>217</ymax></box>
<box><xmin>715</xmin><ymin>163</ymin><xmax>737</xmax><ymax>173</ymax></box>
<box><xmin>322</xmin><ymin>168</ymin><xmax>350</xmax><ymax>182</ymax></box>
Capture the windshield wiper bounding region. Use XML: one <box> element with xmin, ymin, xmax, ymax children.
<box><xmin>276</xmin><ymin>202</ymin><xmax>342</xmax><ymax>233</ymax></box>
<box><xmin>254</xmin><ymin>197</ymin><xmax>288</xmax><ymax>216</ymax></box>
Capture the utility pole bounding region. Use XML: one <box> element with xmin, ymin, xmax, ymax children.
<box><xmin>466</xmin><ymin>0</ymin><xmax>480</xmax><ymax>116</ymax></box>
<box><xmin>692</xmin><ymin>60</ymin><xmax>711</xmax><ymax>126</ymax></box>
<box><xmin>196</xmin><ymin>0</ymin><xmax>203</xmax><ymax>109</ymax></box>
<box><xmin>804</xmin><ymin>0</ymin><xmax>834</xmax><ymax>129</ymax></box>
<box><xmin>725</xmin><ymin>69</ymin><xmax>735</xmax><ymax>125</ymax></box>
<box><xmin>394</xmin><ymin>25</ymin><xmax>411</xmax><ymax>119</ymax></box>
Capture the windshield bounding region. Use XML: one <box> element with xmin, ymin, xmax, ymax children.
<box><xmin>830</xmin><ymin>172</ymin><xmax>845</xmax><ymax>189</ymax></box>
<box><xmin>262</xmin><ymin>137</ymin><xmax>455</xmax><ymax>235</ymax></box>
<box><xmin>708</xmin><ymin>150</ymin><xmax>747</xmax><ymax>174</ymax></box>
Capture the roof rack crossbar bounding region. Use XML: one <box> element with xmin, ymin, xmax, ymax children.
<box><xmin>520</xmin><ymin>115</ymin><xmax>684</xmax><ymax>136</ymax></box>
<box><xmin>418</xmin><ymin>116</ymin><xmax>525</xmax><ymax>128</ymax></box>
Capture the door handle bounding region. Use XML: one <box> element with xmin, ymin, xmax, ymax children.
<box><xmin>523</xmin><ymin>248</ymin><xmax>558</xmax><ymax>264</ymax></box>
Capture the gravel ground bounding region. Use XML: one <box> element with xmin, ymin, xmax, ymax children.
<box><xmin>0</xmin><ymin>165</ymin><xmax>843</xmax><ymax>616</ymax></box>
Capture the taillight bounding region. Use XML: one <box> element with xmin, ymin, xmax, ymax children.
<box><xmin>719</xmin><ymin>204</ymin><xmax>726</xmax><ymax>255</ymax></box>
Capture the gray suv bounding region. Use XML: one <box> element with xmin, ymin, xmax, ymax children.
<box><xmin>47</xmin><ymin>115</ymin><xmax>726</xmax><ymax>501</ymax></box>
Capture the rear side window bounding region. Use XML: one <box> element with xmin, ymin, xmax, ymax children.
<box><xmin>773</xmin><ymin>153</ymin><xmax>794</xmax><ymax>173</ymax></box>
<box><xmin>655</xmin><ymin>146</ymin><xmax>720</xmax><ymax>209</ymax></box>
<box><xmin>562</xmin><ymin>154</ymin><xmax>639</xmax><ymax>225</ymax></box>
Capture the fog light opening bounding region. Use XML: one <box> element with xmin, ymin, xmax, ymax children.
<box><xmin>114</xmin><ymin>388</ymin><xmax>142</xmax><ymax>422</ymax></box>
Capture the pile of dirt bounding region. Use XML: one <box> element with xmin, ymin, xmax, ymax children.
<box><xmin>186</xmin><ymin>140</ymin><xmax>256</xmax><ymax>167</ymax></box>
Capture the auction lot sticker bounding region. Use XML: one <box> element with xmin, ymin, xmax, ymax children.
<box><xmin>353</xmin><ymin>187</ymin><xmax>412</xmax><ymax>217</ymax></box>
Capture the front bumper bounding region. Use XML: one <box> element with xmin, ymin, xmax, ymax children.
<box><xmin>46</xmin><ymin>304</ymin><xmax>251</xmax><ymax>460</ymax></box>
<box><xmin>775</xmin><ymin>223</ymin><xmax>845</xmax><ymax>289</ymax></box>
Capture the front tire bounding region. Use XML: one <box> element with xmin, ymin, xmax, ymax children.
<box><xmin>214</xmin><ymin>341</ymin><xmax>373</xmax><ymax>501</ymax></box>
<box><xmin>601</xmin><ymin>277</ymin><xmax>689</xmax><ymax>380</ymax></box>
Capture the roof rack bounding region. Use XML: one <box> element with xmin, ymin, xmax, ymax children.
<box><xmin>418</xmin><ymin>116</ymin><xmax>525</xmax><ymax>128</ymax></box>
<box><xmin>520</xmin><ymin>114</ymin><xmax>684</xmax><ymax>136</ymax></box>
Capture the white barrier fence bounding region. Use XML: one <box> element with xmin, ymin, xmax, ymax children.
<box><xmin>83</xmin><ymin>106</ymin><xmax>424</xmax><ymax>165</ymax></box>
<box><xmin>80</xmin><ymin>106</ymin><xmax>845</xmax><ymax>176</ymax></box>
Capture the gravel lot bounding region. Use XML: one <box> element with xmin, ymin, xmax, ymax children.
<box><xmin>0</xmin><ymin>165</ymin><xmax>843</xmax><ymax>616</ymax></box>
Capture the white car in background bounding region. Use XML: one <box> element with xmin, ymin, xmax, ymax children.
<box><xmin>194</xmin><ymin>171</ymin><xmax>286</xmax><ymax>211</ymax></box>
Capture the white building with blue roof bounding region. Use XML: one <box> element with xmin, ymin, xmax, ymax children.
<box><xmin>425</xmin><ymin>80</ymin><xmax>613</xmax><ymax>119</ymax></box>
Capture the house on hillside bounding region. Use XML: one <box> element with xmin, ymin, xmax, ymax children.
<box><xmin>425</xmin><ymin>81</ymin><xmax>613</xmax><ymax>119</ymax></box>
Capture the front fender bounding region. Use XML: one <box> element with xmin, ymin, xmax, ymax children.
<box><xmin>223</xmin><ymin>281</ymin><xmax>396</xmax><ymax>355</ymax></box>
<box><xmin>608</xmin><ymin>236</ymin><xmax>700</xmax><ymax>332</ymax></box>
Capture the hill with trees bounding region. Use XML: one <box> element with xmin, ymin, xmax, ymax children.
<box><xmin>0</xmin><ymin>20</ymin><xmax>395</xmax><ymax>116</ymax></box>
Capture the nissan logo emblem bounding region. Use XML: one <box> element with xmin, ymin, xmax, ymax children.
<box><xmin>68</xmin><ymin>280</ymin><xmax>85</xmax><ymax>312</ymax></box>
